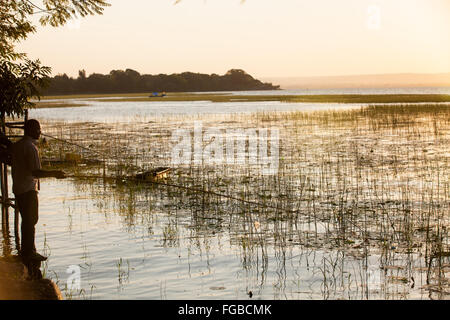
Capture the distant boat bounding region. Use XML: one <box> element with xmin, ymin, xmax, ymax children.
<box><xmin>135</xmin><ymin>167</ymin><xmax>171</xmax><ymax>181</ymax></box>
<box><xmin>149</xmin><ymin>92</ymin><xmax>166</xmax><ymax>97</ymax></box>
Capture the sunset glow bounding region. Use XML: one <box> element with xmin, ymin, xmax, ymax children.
<box><xmin>15</xmin><ymin>0</ymin><xmax>450</xmax><ymax>78</ymax></box>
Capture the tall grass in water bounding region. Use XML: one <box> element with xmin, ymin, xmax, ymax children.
<box><xmin>36</xmin><ymin>103</ymin><xmax>449</xmax><ymax>299</ymax></box>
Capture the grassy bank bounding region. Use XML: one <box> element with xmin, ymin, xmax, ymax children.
<box><xmin>33</xmin><ymin>92</ymin><xmax>450</xmax><ymax>108</ymax></box>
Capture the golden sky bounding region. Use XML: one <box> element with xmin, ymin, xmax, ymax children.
<box><xmin>16</xmin><ymin>0</ymin><xmax>450</xmax><ymax>78</ymax></box>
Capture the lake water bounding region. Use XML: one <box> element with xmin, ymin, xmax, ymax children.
<box><xmin>30</xmin><ymin>100</ymin><xmax>364</xmax><ymax>122</ymax></box>
<box><xmin>29</xmin><ymin>87</ymin><xmax>450</xmax><ymax>122</ymax></box>
<box><xmin>1</xmin><ymin>89</ymin><xmax>449</xmax><ymax>299</ymax></box>
<box><xmin>10</xmin><ymin>180</ymin><xmax>378</xmax><ymax>299</ymax></box>
<box><xmin>4</xmin><ymin>178</ymin><xmax>433</xmax><ymax>300</ymax></box>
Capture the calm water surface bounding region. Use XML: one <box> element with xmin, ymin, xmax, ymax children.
<box><xmin>29</xmin><ymin>87</ymin><xmax>450</xmax><ymax>122</ymax></box>
<box><xmin>4</xmin><ymin>179</ymin><xmax>428</xmax><ymax>300</ymax></box>
<box><xmin>1</xmin><ymin>90</ymin><xmax>447</xmax><ymax>299</ymax></box>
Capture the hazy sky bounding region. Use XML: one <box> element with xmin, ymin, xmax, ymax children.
<box><xmin>16</xmin><ymin>0</ymin><xmax>450</xmax><ymax>78</ymax></box>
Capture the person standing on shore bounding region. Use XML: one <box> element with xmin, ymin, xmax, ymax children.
<box><xmin>11</xmin><ymin>119</ymin><xmax>65</xmax><ymax>262</ymax></box>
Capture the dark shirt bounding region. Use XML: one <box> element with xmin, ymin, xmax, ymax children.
<box><xmin>11</xmin><ymin>136</ymin><xmax>41</xmax><ymax>196</ymax></box>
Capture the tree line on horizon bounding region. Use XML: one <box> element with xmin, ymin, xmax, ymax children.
<box><xmin>43</xmin><ymin>69</ymin><xmax>280</xmax><ymax>95</ymax></box>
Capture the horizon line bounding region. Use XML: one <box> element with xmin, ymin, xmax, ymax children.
<box><xmin>260</xmin><ymin>72</ymin><xmax>450</xmax><ymax>79</ymax></box>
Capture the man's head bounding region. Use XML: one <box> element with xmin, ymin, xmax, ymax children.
<box><xmin>24</xmin><ymin>119</ymin><xmax>41</xmax><ymax>140</ymax></box>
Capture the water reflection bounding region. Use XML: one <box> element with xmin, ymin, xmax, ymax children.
<box><xmin>1</xmin><ymin>219</ymin><xmax>13</xmax><ymax>257</ymax></box>
<box><xmin>25</xmin><ymin>174</ymin><xmax>445</xmax><ymax>299</ymax></box>
<box><xmin>1</xmin><ymin>218</ymin><xmax>43</xmax><ymax>281</ymax></box>
<box><xmin>1</xmin><ymin>170</ymin><xmax>448</xmax><ymax>299</ymax></box>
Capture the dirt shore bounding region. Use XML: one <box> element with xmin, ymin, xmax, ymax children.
<box><xmin>0</xmin><ymin>256</ymin><xmax>62</xmax><ymax>300</ymax></box>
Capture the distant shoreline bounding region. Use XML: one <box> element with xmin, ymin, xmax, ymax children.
<box><xmin>43</xmin><ymin>69</ymin><xmax>280</xmax><ymax>96</ymax></box>
<box><xmin>31</xmin><ymin>92</ymin><xmax>450</xmax><ymax>109</ymax></box>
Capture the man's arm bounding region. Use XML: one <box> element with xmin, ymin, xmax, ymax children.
<box><xmin>27</xmin><ymin>139</ymin><xmax>66</xmax><ymax>179</ymax></box>
<box><xmin>32</xmin><ymin>169</ymin><xmax>66</xmax><ymax>179</ymax></box>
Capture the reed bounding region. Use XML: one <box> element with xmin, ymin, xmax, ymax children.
<box><xmin>24</xmin><ymin>102</ymin><xmax>449</xmax><ymax>299</ymax></box>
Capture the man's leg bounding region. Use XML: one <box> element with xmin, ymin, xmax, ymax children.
<box><xmin>17</xmin><ymin>191</ymin><xmax>39</xmax><ymax>257</ymax></box>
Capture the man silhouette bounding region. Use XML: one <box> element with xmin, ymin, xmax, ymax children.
<box><xmin>11</xmin><ymin>119</ymin><xmax>65</xmax><ymax>262</ymax></box>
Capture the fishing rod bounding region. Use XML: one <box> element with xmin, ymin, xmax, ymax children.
<box><xmin>41</xmin><ymin>133</ymin><xmax>292</xmax><ymax>212</ymax></box>
<box><xmin>66</xmin><ymin>172</ymin><xmax>293</xmax><ymax>214</ymax></box>
<box><xmin>41</xmin><ymin>133</ymin><xmax>116</xmax><ymax>161</ymax></box>
<box><xmin>42</xmin><ymin>132</ymin><xmax>365</xmax><ymax>233</ymax></box>
<box><xmin>67</xmin><ymin>172</ymin><xmax>366</xmax><ymax>234</ymax></box>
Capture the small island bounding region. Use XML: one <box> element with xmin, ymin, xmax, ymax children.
<box><xmin>44</xmin><ymin>69</ymin><xmax>280</xmax><ymax>95</ymax></box>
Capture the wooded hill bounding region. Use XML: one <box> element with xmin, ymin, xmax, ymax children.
<box><xmin>44</xmin><ymin>69</ymin><xmax>280</xmax><ymax>95</ymax></box>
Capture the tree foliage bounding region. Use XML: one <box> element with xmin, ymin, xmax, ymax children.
<box><xmin>44</xmin><ymin>69</ymin><xmax>280</xmax><ymax>95</ymax></box>
<box><xmin>0</xmin><ymin>0</ymin><xmax>110</xmax><ymax>117</ymax></box>
<box><xmin>38</xmin><ymin>0</ymin><xmax>110</xmax><ymax>27</ymax></box>
<box><xmin>0</xmin><ymin>59</ymin><xmax>51</xmax><ymax>117</ymax></box>
<box><xmin>1</xmin><ymin>0</ymin><xmax>110</xmax><ymax>60</ymax></box>
<box><xmin>0</xmin><ymin>0</ymin><xmax>35</xmax><ymax>60</ymax></box>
